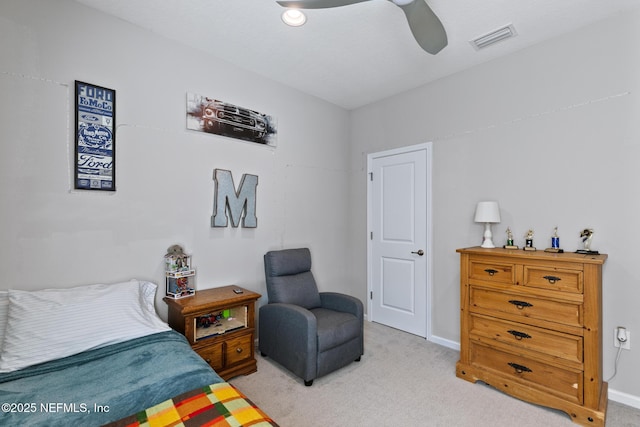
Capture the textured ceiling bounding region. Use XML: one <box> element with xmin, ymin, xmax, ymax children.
<box><xmin>74</xmin><ymin>0</ymin><xmax>639</xmax><ymax>110</ymax></box>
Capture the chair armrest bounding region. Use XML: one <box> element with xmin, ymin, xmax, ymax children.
<box><xmin>259</xmin><ymin>303</ymin><xmax>316</xmax><ymax>349</ymax></box>
<box><xmin>260</xmin><ymin>303</ymin><xmax>317</xmax><ymax>338</ymax></box>
<box><xmin>320</xmin><ymin>292</ymin><xmax>364</xmax><ymax>320</ymax></box>
<box><xmin>258</xmin><ymin>303</ymin><xmax>318</xmax><ymax>381</ymax></box>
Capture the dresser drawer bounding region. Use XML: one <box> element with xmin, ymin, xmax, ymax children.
<box><xmin>470</xmin><ymin>287</ymin><xmax>582</xmax><ymax>328</ymax></box>
<box><xmin>524</xmin><ymin>266</ymin><xmax>583</xmax><ymax>294</ymax></box>
<box><xmin>469</xmin><ymin>259</ymin><xmax>515</xmax><ymax>285</ymax></box>
<box><xmin>196</xmin><ymin>342</ymin><xmax>224</xmax><ymax>371</ymax></box>
<box><xmin>224</xmin><ymin>334</ymin><xmax>253</xmax><ymax>366</ymax></box>
<box><xmin>469</xmin><ymin>314</ymin><xmax>583</xmax><ymax>365</ymax></box>
<box><xmin>470</xmin><ymin>342</ymin><xmax>583</xmax><ymax>404</ymax></box>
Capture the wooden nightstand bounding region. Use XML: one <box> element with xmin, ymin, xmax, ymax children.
<box><xmin>164</xmin><ymin>285</ymin><xmax>261</xmax><ymax>380</ymax></box>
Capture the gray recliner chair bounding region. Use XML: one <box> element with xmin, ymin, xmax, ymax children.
<box><xmin>259</xmin><ymin>248</ymin><xmax>364</xmax><ymax>386</ymax></box>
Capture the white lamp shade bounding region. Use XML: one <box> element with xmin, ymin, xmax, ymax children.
<box><xmin>474</xmin><ymin>201</ymin><xmax>501</xmax><ymax>223</ymax></box>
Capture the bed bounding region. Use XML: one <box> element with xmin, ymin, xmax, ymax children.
<box><xmin>0</xmin><ymin>279</ymin><xmax>277</xmax><ymax>426</ymax></box>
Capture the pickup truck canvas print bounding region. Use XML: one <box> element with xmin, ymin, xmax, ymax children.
<box><xmin>187</xmin><ymin>93</ymin><xmax>277</xmax><ymax>147</ymax></box>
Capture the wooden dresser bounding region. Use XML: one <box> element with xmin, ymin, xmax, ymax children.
<box><xmin>456</xmin><ymin>247</ymin><xmax>607</xmax><ymax>426</ymax></box>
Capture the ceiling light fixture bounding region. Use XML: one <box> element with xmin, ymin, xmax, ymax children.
<box><xmin>470</xmin><ymin>24</ymin><xmax>517</xmax><ymax>50</ymax></box>
<box><xmin>282</xmin><ymin>9</ymin><xmax>307</xmax><ymax>27</ymax></box>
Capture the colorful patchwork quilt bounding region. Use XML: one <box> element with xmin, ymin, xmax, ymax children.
<box><xmin>104</xmin><ymin>382</ymin><xmax>278</xmax><ymax>427</ymax></box>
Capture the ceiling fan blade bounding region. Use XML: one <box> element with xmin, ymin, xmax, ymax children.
<box><xmin>396</xmin><ymin>0</ymin><xmax>447</xmax><ymax>54</ymax></box>
<box><xmin>276</xmin><ymin>0</ymin><xmax>369</xmax><ymax>9</ymax></box>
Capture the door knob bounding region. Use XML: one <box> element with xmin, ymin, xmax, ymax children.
<box><xmin>411</xmin><ymin>249</ymin><xmax>424</xmax><ymax>256</ymax></box>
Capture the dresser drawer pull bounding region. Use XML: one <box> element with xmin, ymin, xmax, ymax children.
<box><xmin>508</xmin><ymin>300</ymin><xmax>533</xmax><ymax>309</ymax></box>
<box><xmin>508</xmin><ymin>362</ymin><xmax>532</xmax><ymax>374</ymax></box>
<box><xmin>236</xmin><ymin>347</ymin><xmax>243</xmax><ymax>353</ymax></box>
<box><xmin>543</xmin><ymin>275</ymin><xmax>562</xmax><ymax>284</ymax></box>
<box><xmin>484</xmin><ymin>268</ymin><xmax>499</xmax><ymax>276</ymax></box>
<box><xmin>507</xmin><ymin>330</ymin><xmax>532</xmax><ymax>340</ymax></box>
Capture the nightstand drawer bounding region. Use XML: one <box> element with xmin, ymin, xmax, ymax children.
<box><xmin>469</xmin><ymin>314</ymin><xmax>583</xmax><ymax>365</ymax></box>
<box><xmin>470</xmin><ymin>287</ymin><xmax>582</xmax><ymax>328</ymax></box>
<box><xmin>470</xmin><ymin>342</ymin><xmax>583</xmax><ymax>404</ymax></box>
<box><xmin>225</xmin><ymin>334</ymin><xmax>253</xmax><ymax>366</ymax></box>
<box><xmin>196</xmin><ymin>343</ymin><xmax>224</xmax><ymax>371</ymax></box>
<box><xmin>469</xmin><ymin>260</ymin><xmax>515</xmax><ymax>285</ymax></box>
<box><xmin>524</xmin><ymin>266</ymin><xmax>583</xmax><ymax>294</ymax></box>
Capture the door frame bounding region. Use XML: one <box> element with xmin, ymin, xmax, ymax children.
<box><xmin>366</xmin><ymin>142</ymin><xmax>434</xmax><ymax>340</ymax></box>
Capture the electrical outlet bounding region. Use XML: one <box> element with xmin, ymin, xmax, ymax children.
<box><xmin>614</xmin><ymin>328</ymin><xmax>631</xmax><ymax>350</ymax></box>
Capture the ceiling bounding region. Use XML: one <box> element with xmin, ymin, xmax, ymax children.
<box><xmin>73</xmin><ymin>0</ymin><xmax>639</xmax><ymax>110</ymax></box>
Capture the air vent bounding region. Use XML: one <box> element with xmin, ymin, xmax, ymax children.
<box><xmin>470</xmin><ymin>24</ymin><xmax>517</xmax><ymax>50</ymax></box>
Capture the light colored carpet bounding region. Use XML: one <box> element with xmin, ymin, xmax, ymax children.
<box><xmin>230</xmin><ymin>321</ymin><xmax>640</xmax><ymax>427</ymax></box>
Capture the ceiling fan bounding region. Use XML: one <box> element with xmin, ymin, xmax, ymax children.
<box><xmin>276</xmin><ymin>0</ymin><xmax>448</xmax><ymax>54</ymax></box>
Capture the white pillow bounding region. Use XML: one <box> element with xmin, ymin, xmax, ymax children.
<box><xmin>0</xmin><ymin>291</ymin><xmax>8</xmax><ymax>350</ymax></box>
<box><xmin>0</xmin><ymin>279</ymin><xmax>170</xmax><ymax>372</ymax></box>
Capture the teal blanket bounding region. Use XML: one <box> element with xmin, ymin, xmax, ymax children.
<box><xmin>0</xmin><ymin>331</ymin><xmax>223</xmax><ymax>426</ymax></box>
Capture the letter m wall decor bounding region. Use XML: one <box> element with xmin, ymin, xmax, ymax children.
<box><xmin>211</xmin><ymin>169</ymin><xmax>258</xmax><ymax>228</ymax></box>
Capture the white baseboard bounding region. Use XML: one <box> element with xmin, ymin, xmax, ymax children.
<box><xmin>609</xmin><ymin>388</ymin><xmax>640</xmax><ymax>410</ymax></box>
<box><xmin>428</xmin><ymin>334</ymin><xmax>460</xmax><ymax>351</ymax></box>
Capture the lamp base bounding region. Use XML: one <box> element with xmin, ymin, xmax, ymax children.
<box><xmin>480</xmin><ymin>223</ymin><xmax>495</xmax><ymax>248</ymax></box>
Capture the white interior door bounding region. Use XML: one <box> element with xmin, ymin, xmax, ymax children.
<box><xmin>367</xmin><ymin>143</ymin><xmax>431</xmax><ymax>338</ymax></box>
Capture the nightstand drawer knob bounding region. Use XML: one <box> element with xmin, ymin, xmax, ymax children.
<box><xmin>508</xmin><ymin>300</ymin><xmax>533</xmax><ymax>310</ymax></box>
<box><xmin>484</xmin><ymin>269</ymin><xmax>498</xmax><ymax>276</ymax></box>
<box><xmin>205</xmin><ymin>358</ymin><xmax>211</xmax><ymax>363</ymax></box>
<box><xmin>507</xmin><ymin>329</ymin><xmax>532</xmax><ymax>340</ymax></box>
<box><xmin>236</xmin><ymin>348</ymin><xmax>243</xmax><ymax>353</ymax></box>
<box><xmin>508</xmin><ymin>362</ymin><xmax>532</xmax><ymax>374</ymax></box>
<box><xmin>543</xmin><ymin>275</ymin><xmax>561</xmax><ymax>284</ymax></box>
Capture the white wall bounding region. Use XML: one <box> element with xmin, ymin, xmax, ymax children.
<box><xmin>2</xmin><ymin>0</ymin><xmax>640</xmax><ymax>409</ymax></box>
<box><xmin>0</xmin><ymin>0</ymin><xmax>352</xmax><ymax>320</ymax></box>
<box><xmin>350</xmin><ymin>9</ymin><xmax>640</xmax><ymax>404</ymax></box>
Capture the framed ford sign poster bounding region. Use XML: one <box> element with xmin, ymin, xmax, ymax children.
<box><xmin>74</xmin><ymin>81</ymin><xmax>116</xmax><ymax>191</ymax></box>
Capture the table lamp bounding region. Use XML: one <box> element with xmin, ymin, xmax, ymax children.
<box><xmin>474</xmin><ymin>201</ymin><xmax>501</xmax><ymax>248</ymax></box>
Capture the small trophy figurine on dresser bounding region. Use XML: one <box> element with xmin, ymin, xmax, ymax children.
<box><xmin>545</xmin><ymin>226</ymin><xmax>564</xmax><ymax>253</ymax></box>
<box><xmin>503</xmin><ymin>227</ymin><xmax>518</xmax><ymax>249</ymax></box>
<box><xmin>576</xmin><ymin>228</ymin><xmax>599</xmax><ymax>254</ymax></box>
<box><xmin>523</xmin><ymin>229</ymin><xmax>536</xmax><ymax>251</ymax></box>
